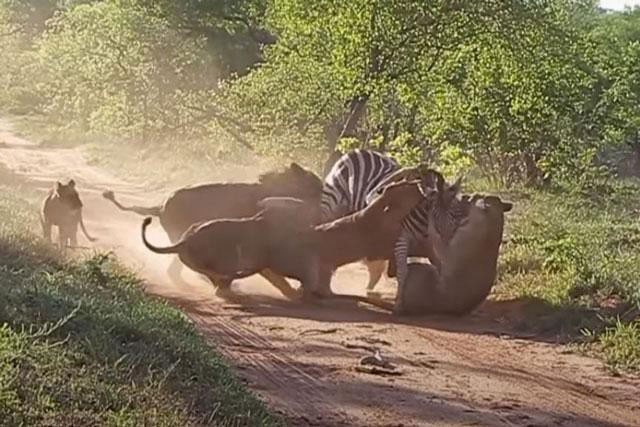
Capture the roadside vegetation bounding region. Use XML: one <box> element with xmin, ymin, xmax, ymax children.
<box><xmin>496</xmin><ymin>183</ymin><xmax>640</xmax><ymax>373</ymax></box>
<box><xmin>0</xmin><ymin>185</ymin><xmax>281</xmax><ymax>425</ymax></box>
<box><xmin>1</xmin><ymin>0</ymin><xmax>639</xmax><ymax>374</ymax></box>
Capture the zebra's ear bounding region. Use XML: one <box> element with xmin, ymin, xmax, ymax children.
<box><xmin>442</xmin><ymin>175</ymin><xmax>463</xmax><ymax>204</ymax></box>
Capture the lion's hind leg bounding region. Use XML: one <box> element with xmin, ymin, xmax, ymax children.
<box><xmin>259</xmin><ymin>269</ymin><xmax>300</xmax><ymax>300</ymax></box>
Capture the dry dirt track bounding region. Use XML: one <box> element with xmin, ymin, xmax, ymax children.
<box><xmin>1</xmin><ymin>119</ymin><xmax>639</xmax><ymax>427</ymax></box>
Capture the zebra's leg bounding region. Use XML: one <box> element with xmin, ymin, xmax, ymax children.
<box><xmin>393</xmin><ymin>231</ymin><xmax>412</xmax><ymax>315</ymax></box>
<box><xmin>364</xmin><ymin>259</ymin><xmax>387</xmax><ymax>292</ymax></box>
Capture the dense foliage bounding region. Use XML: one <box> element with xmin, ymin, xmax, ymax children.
<box><xmin>1</xmin><ymin>0</ymin><xmax>639</xmax><ymax>184</ymax></box>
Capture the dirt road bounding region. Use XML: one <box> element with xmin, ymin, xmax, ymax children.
<box><xmin>1</xmin><ymin>119</ymin><xmax>638</xmax><ymax>427</ymax></box>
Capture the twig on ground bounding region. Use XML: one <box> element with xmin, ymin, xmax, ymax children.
<box><xmin>354</xmin><ymin>366</ymin><xmax>403</xmax><ymax>376</ymax></box>
<box><xmin>341</xmin><ymin>341</ymin><xmax>378</xmax><ymax>353</ymax></box>
<box><xmin>300</xmin><ymin>327</ymin><xmax>342</xmax><ymax>336</ymax></box>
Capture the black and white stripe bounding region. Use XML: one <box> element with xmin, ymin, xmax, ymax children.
<box><xmin>320</xmin><ymin>149</ymin><xmax>468</xmax><ymax>309</ymax></box>
<box><xmin>321</xmin><ymin>149</ymin><xmax>437</xmax><ymax>247</ymax></box>
<box><xmin>320</xmin><ymin>149</ymin><xmax>399</xmax><ymax>220</ymax></box>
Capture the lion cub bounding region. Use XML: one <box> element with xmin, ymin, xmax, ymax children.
<box><xmin>41</xmin><ymin>179</ymin><xmax>96</xmax><ymax>249</ymax></box>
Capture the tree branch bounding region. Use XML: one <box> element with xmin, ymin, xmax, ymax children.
<box><xmin>300</xmin><ymin>97</ymin><xmax>331</xmax><ymax>135</ymax></box>
<box><xmin>222</xmin><ymin>15</ymin><xmax>277</xmax><ymax>45</ymax></box>
<box><xmin>186</xmin><ymin>104</ymin><xmax>253</xmax><ymax>134</ymax></box>
<box><xmin>182</xmin><ymin>104</ymin><xmax>255</xmax><ymax>150</ymax></box>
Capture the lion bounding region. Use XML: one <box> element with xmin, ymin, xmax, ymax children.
<box><xmin>357</xmin><ymin>164</ymin><xmax>464</xmax><ymax>294</ymax></box>
<box><xmin>140</xmin><ymin>179</ymin><xmax>431</xmax><ymax>310</ymax></box>
<box><xmin>396</xmin><ymin>194</ymin><xmax>513</xmax><ymax>315</ymax></box>
<box><xmin>41</xmin><ymin>179</ymin><xmax>96</xmax><ymax>249</ymax></box>
<box><xmin>103</xmin><ymin>162</ymin><xmax>322</xmax><ymax>297</ymax></box>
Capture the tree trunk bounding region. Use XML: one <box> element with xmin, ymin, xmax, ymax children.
<box><xmin>323</xmin><ymin>119</ymin><xmax>342</xmax><ymax>153</ymax></box>
<box><xmin>322</xmin><ymin>95</ymin><xmax>370</xmax><ymax>176</ymax></box>
<box><xmin>630</xmin><ymin>131</ymin><xmax>640</xmax><ymax>177</ymax></box>
<box><xmin>339</xmin><ymin>95</ymin><xmax>369</xmax><ymax>140</ymax></box>
<box><xmin>322</xmin><ymin>150</ymin><xmax>344</xmax><ymax>178</ymax></box>
<box><xmin>523</xmin><ymin>152</ymin><xmax>542</xmax><ymax>187</ymax></box>
<box><xmin>380</xmin><ymin>121</ymin><xmax>391</xmax><ymax>151</ymax></box>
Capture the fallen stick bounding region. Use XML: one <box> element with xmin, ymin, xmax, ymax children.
<box><xmin>300</xmin><ymin>327</ymin><xmax>342</xmax><ymax>336</ymax></box>
<box><xmin>354</xmin><ymin>366</ymin><xmax>403</xmax><ymax>376</ymax></box>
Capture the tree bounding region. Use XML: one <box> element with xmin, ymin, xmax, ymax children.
<box><xmin>233</xmin><ymin>1</ymin><xmax>586</xmax><ymax>157</ymax></box>
<box><xmin>588</xmin><ymin>8</ymin><xmax>640</xmax><ymax>174</ymax></box>
<box><xmin>35</xmin><ymin>2</ymin><xmax>218</xmax><ymax>140</ymax></box>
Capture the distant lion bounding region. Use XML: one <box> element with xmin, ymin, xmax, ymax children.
<box><xmin>41</xmin><ymin>179</ymin><xmax>96</xmax><ymax>249</ymax></box>
<box><xmin>103</xmin><ymin>163</ymin><xmax>322</xmax><ymax>297</ymax></box>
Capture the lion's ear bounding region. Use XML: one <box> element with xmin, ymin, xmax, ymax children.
<box><xmin>289</xmin><ymin>162</ymin><xmax>305</xmax><ymax>174</ymax></box>
<box><xmin>68</xmin><ymin>179</ymin><xmax>76</xmax><ymax>188</ymax></box>
<box><xmin>501</xmin><ymin>201</ymin><xmax>513</xmax><ymax>212</ymax></box>
<box><xmin>449</xmin><ymin>175</ymin><xmax>463</xmax><ymax>194</ymax></box>
<box><xmin>55</xmin><ymin>181</ymin><xmax>63</xmax><ymax>191</ymax></box>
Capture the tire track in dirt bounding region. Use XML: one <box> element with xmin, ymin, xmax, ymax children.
<box><xmin>1</xmin><ymin>118</ymin><xmax>639</xmax><ymax>427</ymax></box>
<box><xmin>190</xmin><ymin>310</ymin><xmax>344</xmax><ymax>426</ymax></box>
<box><xmin>411</xmin><ymin>328</ymin><xmax>636</xmax><ymax>426</ymax></box>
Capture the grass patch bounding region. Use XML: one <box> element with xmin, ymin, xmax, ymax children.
<box><xmin>597</xmin><ymin>319</ymin><xmax>640</xmax><ymax>374</ymax></box>
<box><xmin>498</xmin><ymin>181</ymin><xmax>640</xmax><ymax>308</ymax></box>
<box><xmin>495</xmin><ymin>180</ymin><xmax>640</xmax><ymax>371</ymax></box>
<box><xmin>0</xmin><ymin>186</ymin><xmax>282</xmax><ymax>426</ymax></box>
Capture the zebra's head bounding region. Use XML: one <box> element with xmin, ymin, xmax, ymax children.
<box><xmin>414</xmin><ymin>168</ymin><xmax>460</xmax><ymax>205</ymax></box>
<box><xmin>426</xmin><ymin>174</ymin><xmax>468</xmax><ymax>244</ymax></box>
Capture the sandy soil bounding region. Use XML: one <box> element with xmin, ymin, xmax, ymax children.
<box><xmin>1</xmin><ymin>118</ymin><xmax>638</xmax><ymax>427</ymax></box>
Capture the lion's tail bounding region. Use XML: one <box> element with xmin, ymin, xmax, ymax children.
<box><xmin>103</xmin><ymin>190</ymin><xmax>162</xmax><ymax>217</ymax></box>
<box><xmin>78</xmin><ymin>210</ymin><xmax>97</xmax><ymax>242</ymax></box>
<box><xmin>141</xmin><ymin>217</ymin><xmax>183</xmax><ymax>254</ymax></box>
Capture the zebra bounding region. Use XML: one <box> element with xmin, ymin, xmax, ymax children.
<box><xmin>320</xmin><ymin>149</ymin><xmax>465</xmax><ymax>312</ymax></box>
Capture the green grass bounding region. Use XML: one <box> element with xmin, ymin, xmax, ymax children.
<box><xmin>495</xmin><ymin>180</ymin><xmax>640</xmax><ymax>371</ymax></box>
<box><xmin>0</xmin><ymin>186</ymin><xmax>282</xmax><ymax>426</ymax></box>
<box><xmin>598</xmin><ymin>319</ymin><xmax>640</xmax><ymax>374</ymax></box>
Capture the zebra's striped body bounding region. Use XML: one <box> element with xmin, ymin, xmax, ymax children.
<box><xmin>321</xmin><ymin>150</ymin><xmax>400</xmax><ymax>220</ymax></box>
<box><xmin>320</xmin><ymin>150</ymin><xmax>449</xmax><ymax>309</ymax></box>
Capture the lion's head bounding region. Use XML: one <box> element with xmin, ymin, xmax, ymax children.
<box><xmin>55</xmin><ymin>179</ymin><xmax>83</xmax><ymax>210</ymax></box>
<box><xmin>258</xmin><ymin>162</ymin><xmax>323</xmax><ymax>201</ymax></box>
